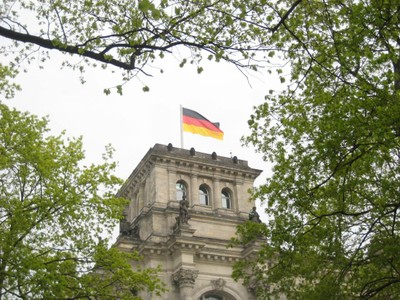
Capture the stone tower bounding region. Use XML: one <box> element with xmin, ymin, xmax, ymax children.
<box><xmin>115</xmin><ymin>144</ymin><xmax>262</xmax><ymax>300</ymax></box>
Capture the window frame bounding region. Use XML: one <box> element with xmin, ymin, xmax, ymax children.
<box><xmin>221</xmin><ymin>188</ymin><xmax>232</xmax><ymax>209</ymax></box>
<box><xmin>200</xmin><ymin>296</ymin><xmax>224</xmax><ymax>300</ymax></box>
<box><xmin>199</xmin><ymin>184</ymin><xmax>210</xmax><ymax>206</ymax></box>
<box><xmin>176</xmin><ymin>180</ymin><xmax>187</xmax><ymax>201</ymax></box>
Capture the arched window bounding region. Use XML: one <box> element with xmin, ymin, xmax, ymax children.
<box><xmin>199</xmin><ymin>184</ymin><xmax>210</xmax><ymax>206</ymax></box>
<box><xmin>198</xmin><ymin>288</ymin><xmax>237</xmax><ymax>300</ymax></box>
<box><xmin>176</xmin><ymin>180</ymin><xmax>187</xmax><ymax>201</ymax></box>
<box><xmin>221</xmin><ymin>188</ymin><xmax>232</xmax><ymax>209</ymax></box>
<box><xmin>199</xmin><ymin>293</ymin><xmax>235</xmax><ymax>300</ymax></box>
<box><xmin>200</xmin><ymin>296</ymin><xmax>223</xmax><ymax>300</ymax></box>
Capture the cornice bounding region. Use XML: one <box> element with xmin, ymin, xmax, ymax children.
<box><xmin>155</xmin><ymin>155</ymin><xmax>261</xmax><ymax>181</ymax></box>
<box><xmin>129</xmin><ymin>202</ymin><xmax>249</xmax><ymax>227</ymax></box>
<box><xmin>151</xmin><ymin>202</ymin><xmax>248</xmax><ymax>222</ymax></box>
<box><xmin>132</xmin><ymin>231</ymin><xmax>256</xmax><ymax>264</ymax></box>
<box><xmin>121</xmin><ymin>224</ymin><xmax>260</xmax><ymax>264</ymax></box>
<box><xmin>241</xmin><ymin>240</ymin><xmax>266</xmax><ymax>259</ymax></box>
<box><xmin>117</xmin><ymin>143</ymin><xmax>262</xmax><ymax>198</ymax></box>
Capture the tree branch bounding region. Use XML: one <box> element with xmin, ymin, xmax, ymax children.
<box><xmin>0</xmin><ymin>26</ymin><xmax>135</xmax><ymax>70</ymax></box>
<box><xmin>271</xmin><ymin>0</ymin><xmax>303</xmax><ymax>33</ymax></box>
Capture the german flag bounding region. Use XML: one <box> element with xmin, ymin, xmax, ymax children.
<box><xmin>182</xmin><ymin>107</ymin><xmax>224</xmax><ymax>140</ymax></box>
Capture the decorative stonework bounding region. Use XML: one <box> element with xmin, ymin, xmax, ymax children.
<box><xmin>115</xmin><ymin>144</ymin><xmax>263</xmax><ymax>299</ymax></box>
<box><xmin>172</xmin><ymin>268</ymin><xmax>199</xmax><ymax>288</ymax></box>
<box><xmin>246</xmin><ymin>283</ymin><xmax>256</xmax><ymax>296</ymax></box>
<box><xmin>119</xmin><ymin>220</ymin><xmax>140</xmax><ymax>240</ymax></box>
<box><xmin>211</xmin><ymin>278</ymin><xmax>226</xmax><ymax>290</ymax></box>
<box><xmin>176</xmin><ymin>195</ymin><xmax>190</xmax><ymax>226</ymax></box>
<box><xmin>197</xmin><ymin>252</ymin><xmax>241</xmax><ymax>263</ymax></box>
<box><xmin>246</xmin><ymin>277</ymin><xmax>266</xmax><ymax>296</ymax></box>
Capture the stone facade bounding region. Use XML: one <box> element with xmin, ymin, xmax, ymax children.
<box><xmin>115</xmin><ymin>144</ymin><xmax>263</xmax><ymax>300</ymax></box>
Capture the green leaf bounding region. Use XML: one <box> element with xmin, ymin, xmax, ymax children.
<box><xmin>116</xmin><ymin>85</ymin><xmax>123</xmax><ymax>95</ymax></box>
<box><xmin>179</xmin><ymin>58</ymin><xmax>187</xmax><ymax>68</ymax></box>
<box><xmin>0</xmin><ymin>103</ymin><xmax>164</xmax><ymax>298</ymax></box>
<box><xmin>138</xmin><ymin>0</ymin><xmax>151</xmax><ymax>13</ymax></box>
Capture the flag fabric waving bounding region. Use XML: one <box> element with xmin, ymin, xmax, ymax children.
<box><xmin>182</xmin><ymin>107</ymin><xmax>224</xmax><ymax>140</ymax></box>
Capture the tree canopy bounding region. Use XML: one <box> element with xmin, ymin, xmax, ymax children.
<box><xmin>0</xmin><ymin>0</ymin><xmax>300</xmax><ymax>91</ymax></box>
<box><xmin>3</xmin><ymin>0</ymin><xmax>400</xmax><ymax>297</ymax></box>
<box><xmin>232</xmin><ymin>1</ymin><xmax>400</xmax><ymax>299</ymax></box>
<box><xmin>0</xmin><ymin>103</ymin><xmax>165</xmax><ymax>299</ymax></box>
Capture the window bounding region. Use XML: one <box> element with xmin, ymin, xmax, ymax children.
<box><xmin>221</xmin><ymin>188</ymin><xmax>232</xmax><ymax>209</ymax></box>
<box><xmin>199</xmin><ymin>184</ymin><xmax>210</xmax><ymax>205</ymax></box>
<box><xmin>176</xmin><ymin>180</ymin><xmax>187</xmax><ymax>201</ymax></box>
<box><xmin>199</xmin><ymin>288</ymin><xmax>235</xmax><ymax>300</ymax></box>
<box><xmin>200</xmin><ymin>296</ymin><xmax>223</xmax><ymax>300</ymax></box>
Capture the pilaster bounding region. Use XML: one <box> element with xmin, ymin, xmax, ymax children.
<box><xmin>212</xmin><ymin>178</ymin><xmax>220</xmax><ymax>210</ymax></box>
<box><xmin>190</xmin><ymin>175</ymin><xmax>198</xmax><ymax>206</ymax></box>
<box><xmin>172</xmin><ymin>268</ymin><xmax>199</xmax><ymax>300</ymax></box>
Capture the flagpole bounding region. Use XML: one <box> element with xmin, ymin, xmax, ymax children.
<box><xmin>180</xmin><ymin>105</ymin><xmax>184</xmax><ymax>149</ymax></box>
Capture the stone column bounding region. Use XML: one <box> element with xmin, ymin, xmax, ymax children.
<box><xmin>233</xmin><ymin>179</ymin><xmax>243</xmax><ymax>213</ymax></box>
<box><xmin>212</xmin><ymin>178</ymin><xmax>220</xmax><ymax>210</ymax></box>
<box><xmin>190</xmin><ymin>175</ymin><xmax>198</xmax><ymax>206</ymax></box>
<box><xmin>172</xmin><ymin>268</ymin><xmax>199</xmax><ymax>300</ymax></box>
<box><xmin>168</xmin><ymin>169</ymin><xmax>177</xmax><ymax>202</ymax></box>
<box><xmin>132</xmin><ymin>192</ymin><xmax>138</xmax><ymax>220</ymax></box>
<box><xmin>246</xmin><ymin>277</ymin><xmax>258</xmax><ymax>300</ymax></box>
<box><xmin>138</xmin><ymin>183</ymin><xmax>145</xmax><ymax>212</ymax></box>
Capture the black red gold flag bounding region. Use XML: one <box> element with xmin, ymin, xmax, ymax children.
<box><xmin>182</xmin><ymin>107</ymin><xmax>224</xmax><ymax>140</ymax></box>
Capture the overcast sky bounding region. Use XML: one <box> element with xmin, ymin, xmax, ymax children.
<box><xmin>4</xmin><ymin>50</ymin><xmax>283</xmax><ymax>223</ymax></box>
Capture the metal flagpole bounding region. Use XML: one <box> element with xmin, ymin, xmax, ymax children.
<box><xmin>180</xmin><ymin>105</ymin><xmax>184</xmax><ymax>149</ymax></box>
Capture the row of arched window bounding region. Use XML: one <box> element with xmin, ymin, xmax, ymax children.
<box><xmin>176</xmin><ymin>180</ymin><xmax>232</xmax><ymax>209</ymax></box>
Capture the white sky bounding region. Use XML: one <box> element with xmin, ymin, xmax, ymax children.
<box><xmin>4</xmin><ymin>50</ymin><xmax>283</xmax><ymax>224</ymax></box>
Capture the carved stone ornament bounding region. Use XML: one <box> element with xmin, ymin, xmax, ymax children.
<box><xmin>172</xmin><ymin>268</ymin><xmax>199</xmax><ymax>288</ymax></box>
<box><xmin>120</xmin><ymin>221</ymin><xmax>140</xmax><ymax>240</ymax></box>
<box><xmin>249</xmin><ymin>206</ymin><xmax>262</xmax><ymax>223</ymax></box>
<box><xmin>211</xmin><ymin>278</ymin><xmax>226</xmax><ymax>290</ymax></box>
<box><xmin>176</xmin><ymin>195</ymin><xmax>190</xmax><ymax>226</ymax></box>
<box><xmin>246</xmin><ymin>277</ymin><xmax>258</xmax><ymax>296</ymax></box>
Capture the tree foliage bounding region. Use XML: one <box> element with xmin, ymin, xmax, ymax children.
<box><xmin>0</xmin><ymin>103</ymin><xmax>164</xmax><ymax>299</ymax></box>
<box><xmin>232</xmin><ymin>1</ymin><xmax>400</xmax><ymax>299</ymax></box>
<box><xmin>3</xmin><ymin>0</ymin><xmax>400</xmax><ymax>297</ymax></box>
<box><xmin>0</xmin><ymin>0</ymin><xmax>296</xmax><ymax>90</ymax></box>
<box><xmin>0</xmin><ymin>63</ymin><xmax>20</xmax><ymax>99</ymax></box>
